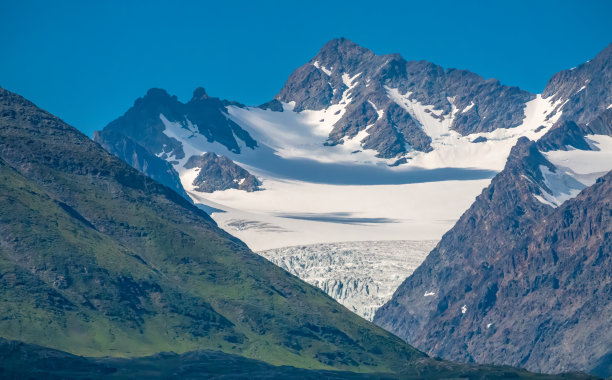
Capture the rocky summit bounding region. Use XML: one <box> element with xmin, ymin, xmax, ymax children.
<box><xmin>374</xmin><ymin>46</ymin><xmax>612</xmax><ymax>374</ymax></box>
<box><xmin>276</xmin><ymin>38</ymin><xmax>534</xmax><ymax>158</ymax></box>
<box><xmin>0</xmin><ymin>84</ymin><xmax>576</xmax><ymax>379</ymax></box>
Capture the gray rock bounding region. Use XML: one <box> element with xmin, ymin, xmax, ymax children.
<box><xmin>257</xmin><ymin>99</ymin><xmax>284</xmax><ymax>112</ymax></box>
<box><xmin>94</xmin><ymin>129</ymin><xmax>190</xmax><ymax>200</ymax></box>
<box><xmin>536</xmin><ymin>120</ymin><xmax>593</xmax><ymax>152</ymax></box>
<box><xmin>184</xmin><ymin>152</ymin><xmax>260</xmax><ymax>192</ymax></box>
<box><xmin>542</xmin><ymin>43</ymin><xmax>612</xmax><ymax>125</ymax></box>
<box><xmin>95</xmin><ymin>87</ymin><xmax>261</xmax><ymax>197</ymax></box>
<box><xmin>274</xmin><ymin>38</ymin><xmax>534</xmax><ymax>158</ymax></box>
<box><xmin>98</xmin><ymin>87</ymin><xmax>257</xmax><ymax>157</ymax></box>
<box><xmin>375</xmin><ymin>124</ymin><xmax>612</xmax><ymax>375</ymax></box>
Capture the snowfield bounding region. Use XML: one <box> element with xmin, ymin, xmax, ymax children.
<box><xmin>156</xmin><ymin>89</ymin><xmax>567</xmax><ymax>250</ymax></box>
<box><xmin>259</xmin><ymin>240</ymin><xmax>436</xmax><ymax>321</ymax></box>
<box><xmin>186</xmin><ymin>176</ymin><xmax>489</xmax><ymax>251</ymax></box>
<box><xmin>535</xmin><ymin>134</ymin><xmax>612</xmax><ymax>207</ymax></box>
<box><xmin>152</xmin><ymin>86</ymin><xmax>591</xmax><ymax>319</ymax></box>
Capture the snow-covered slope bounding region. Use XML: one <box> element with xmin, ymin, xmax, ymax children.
<box><xmin>259</xmin><ymin>240</ymin><xmax>436</xmax><ymax>321</ymax></box>
<box><xmin>96</xmin><ymin>39</ymin><xmax>587</xmax><ymax>253</ymax></box>
<box><xmin>534</xmin><ymin>134</ymin><xmax>612</xmax><ymax>207</ymax></box>
<box><xmin>95</xmin><ymin>39</ymin><xmax>612</xmax><ymax>325</ymax></box>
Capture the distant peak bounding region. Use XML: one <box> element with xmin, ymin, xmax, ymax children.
<box><xmin>192</xmin><ymin>87</ymin><xmax>209</xmax><ymax>101</ymax></box>
<box><xmin>137</xmin><ymin>88</ymin><xmax>177</xmax><ymax>106</ymax></box>
<box><xmin>321</xmin><ymin>37</ymin><xmax>359</xmax><ymax>49</ymax></box>
<box><xmin>314</xmin><ymin>37</ymin><xmax>374</xmax><ymax>65</ymax></box>
<box><xmin>144</xmin><ymin>88</ymin><xmax>171</xmax><ymax>99</ymax></box>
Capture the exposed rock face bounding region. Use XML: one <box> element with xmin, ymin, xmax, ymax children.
<box><xmin>586</xmin><ymin>108</ymin><xmax>612</xmax><ymax>135</ymax></box>
<box><xmin>375</xmin><ymin>43</ymin><xmax>612</xmax><ymax>376</ymax></box>
<box><xmin>0</xmin><ymin>85</ymin><xmax>436</xmax><ymax>373</ymax></box>
<box><xmin>542</xmin><ymin>43</ymin><xmax>612</xmax><ymax>125</ymax></box>
<box><xmin>535</xmin><ymin>120</ymin><xmax>593</xmax><ymax>152</ymax></box>
<box><xmin>275</xmin><ymin>38</ymin><xmax>534</xmax><ymax>157</ymax></box>
<box><xmin>184</xmin><ymin>152</ymin><xmax>260</xmax><ymax>192</ymax></box>
<box><xmin>101</xmin><ymin>87</ymin><xmax>257</xmax><ymax>156</ymax></box>
<box><xmin>375</xmin><ymin>131</ymin><xmax>612</xmax><ymax>375</ymax></box>
<box><xmin>1</xmin><ymin>85</ymin><xmax>573</xmax><ymax>379</ymax></box>
<box><xmin>94</xmin><ymin>87</ymin><xmax>260</xmax><ymax>197</ymax></box>
<box><xmin>259</xmin><ymin>241</ymin><xmax>436</xmax><ymax>321</ymax></box>
<box><xmin>94</xmin><ymin>129</ymin><xmax>189</xmax><ymax>199</ymax></box>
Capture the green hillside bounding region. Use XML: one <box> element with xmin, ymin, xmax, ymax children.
<box><xmin>0</xmin><ymin>86</ymin><xmax>589</xmax><ymax>378</ymax></box>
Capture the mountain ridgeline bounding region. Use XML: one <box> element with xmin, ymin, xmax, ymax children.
<box><xmin>95</xmin><ymin>37</ymin><xmax>542</xmax><ymax>196</ymax></box>
<box><xmin>276</xmin><ymin>38</ymin><xmax>534</xmax><ymax>157</ymax></box>
<box><xmin>0</xmin><ymin>85</ymin><xmax>577</xmax><ymax>378</ymax></box>
<box><xmin>5</xmin><ymin>37</ymin><xmax>612</xmax><ymax>378</ymax></box>
<box><xmin>89</xmin><ymin>38</ymin><xmax>612</xmax><ymax>377</ymax></box>
<box><xmin>375</xmin><ymin>42</ymin><xmax>612</xmax><ymax>377</ymax></box>
<box><xmin>94</xmin><ymin>87</ymin><xmax>259</xmax><ymax>197</ymax></box>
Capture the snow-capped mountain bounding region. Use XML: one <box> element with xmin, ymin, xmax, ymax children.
<box><xmin>276</xmin><ymin>38</ymin><xmax>534</xmax><ymax>158</ymax></box>
<box><xmin>95</xmin><ymin>39</ymin><xmax>612</xmax><ymax>332</ymax></box>
<box><xmin>375</xmin><ymin>45</ymin><xmax>612</xmax><ymax>376</ymax></box>
<box><xmin>95</xmin><ymin>38</ymin><xmax>575</xmax><ymax>250</ymax></box>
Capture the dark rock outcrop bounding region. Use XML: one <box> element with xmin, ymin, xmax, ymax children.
<box><xmin>95</xmin><ymin>87</ymin><xmax>261</xmax><ymax>197</ymax></box>
<box><xmin>535</xmin><ymin>120</ymin><xmax>593</xmax><ymax>152</ymax></box>
<box><xmin>99</xmin><ymin>87</ymin><xmax>257</xmax><ymax>157</ymax></box>
<box><xmin>375</xmin><ymin>125</ymin><xmax>612</xmax><ymax>375</ymax></box>
<box><xmin>542</xmin><ymin>43</ymin><xmax>612</xmax><ymax>125</ymax></box>
<box><xmin>184</xmin><ymin>152</ymin><xmax>261</xmax><ymax>192</ymax></box>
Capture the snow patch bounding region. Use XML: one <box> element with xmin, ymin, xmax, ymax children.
<box><xmin>342</xmin><ymin>72</ymin><xmax>362</xmax><ymax>88</ymax></box>
<box><xmin>462</xmin><ymin>101</ymin><xmax>475</xmax><ymax>113</ymax></box>
<box><xmin>385</xmin><ymin>86</ymin><xmax>455</xmax><ymax>141</ymax></box>
<box><xmin>535</xmin><ymin>134</ymin><xmax>612</xmax><ymax>207</ymax></box>
<box><xmin>313</xmin><ymin>60</ymin><xmax>332</xmax><ymax>76</ymax></box>
<box><xmin>392</xmin><ymin>94</ymin><xmax>562</xmax><ymax>171</ymax></box>
<box><xmin>368</xmin><ymin>100</ymin><xmax>384</xmax><ymax>119</ymax></box>
<box><xmin>535</xmin><ymin>165</ymin><xmax>586</xmax><ymax>207</ymax></box>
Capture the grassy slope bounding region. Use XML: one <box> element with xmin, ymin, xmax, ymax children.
<box><xmin>0</xmin><ymin>338</ymin><xmax>592</xmax><ymax>380</ymax></box>
<box><xmin>0</xmin><ymin>87</ymin><xmax>592</xmax><ymax>378</ymax></box>
<box><xmin>0</xmin><ymin>86</ymin><xmax>425</xmax><ymax>373</ymax></box>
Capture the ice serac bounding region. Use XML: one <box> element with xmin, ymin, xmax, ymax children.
<box><xmin>374</xmin><ymin>115</ymin><xmax>612</xmax><ymax>375</ymax></box>
<box><xmin>274</xmin><ymin>37</ymin><xmax>534</xmax><ymax>158</ymax></box>
<box><xmin>1</xmin><ymin>85</ymin><xmax>568</xmax><ymax>379</ymax></box>
<box><xmin>259</xmin><ymin>241</ymin><xmax>436</xmax><ymax>321</ymax></box>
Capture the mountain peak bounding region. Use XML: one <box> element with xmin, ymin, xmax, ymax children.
<box><xmin>144</xmin><ymin>87</ymin><xmax>171</xmax><ymax>99</ymax></box>
<box><xmin>318</xmin><ymin>37</ymin><xmax>362</xmax><ymax>52</ymax></box>
<box><xmin>313</xmin><ymin>37</ymin><xmax>375</xmax><ymax>68</ymax></box>
<box><xmin>506</xmin><ymin>136</ymin><xmax>554</xmax><ymax>179</ymax></box>
<box><xmin>191</xmin><ymin>86</ymin><xmax>209</xmax><ymax>101</ymax></box>
<box><xmin>138</xmin><ymin>88</ymin><xmax>177</xmax><ymax>107</ymax></box>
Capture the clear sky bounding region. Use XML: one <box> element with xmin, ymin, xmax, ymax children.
<box><xmin>1</xmin><ymin>0</ymin><xmax>611</xmax><ymax>136</ymax></box>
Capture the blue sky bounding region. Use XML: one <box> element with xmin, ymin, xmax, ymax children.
<box><xmin>1</xmin><ymin>0</ymin><xmax>611</xmax><ymax>136</ymax></box>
